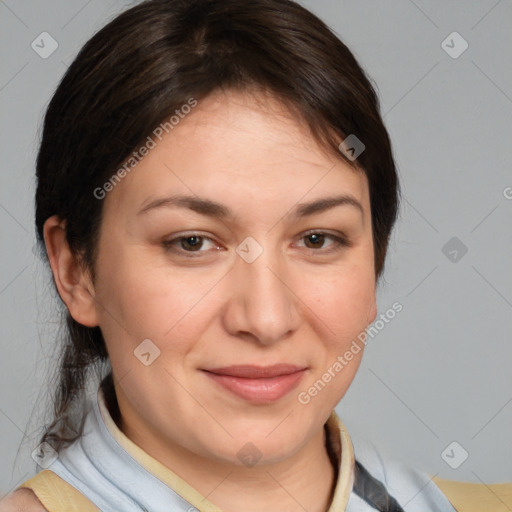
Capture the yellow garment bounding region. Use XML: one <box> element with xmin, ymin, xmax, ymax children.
<box><xmin>17</xmin><ymin>469</ymin><xmax>100</xmax><ymax>511</ymax></box>
<box><xmin>432</xmin><ymin>476</ymin><xmax>512</xmax><ymax>512</ymax></box>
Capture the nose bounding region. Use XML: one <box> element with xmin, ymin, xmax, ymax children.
<box><xmin>222</xmin><ymin>245</ymin><xmax>301</xmax><ymax>346</ymax></box>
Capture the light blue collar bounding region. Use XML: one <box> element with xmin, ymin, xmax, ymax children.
<box><xmin>40</xmin><ymin>384</ymin><xmax>455</xmax><ymax>512</ymax></box>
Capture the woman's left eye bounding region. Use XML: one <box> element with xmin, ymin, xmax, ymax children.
<box><xmin>295</xmin><ymin>232</ymin><xmax>348</xmax><ymax>252</ymax></box>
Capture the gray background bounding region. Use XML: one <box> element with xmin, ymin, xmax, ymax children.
<box><xmin>1</xmin><ymin>0</ymin><xmax>511</xmax><ymax>498</ymax></box>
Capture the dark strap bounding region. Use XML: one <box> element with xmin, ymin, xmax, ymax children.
<box><xmin>353</xmin><ymin>460</ymin><xmax>405</xmax><ymax>512</ymax></box>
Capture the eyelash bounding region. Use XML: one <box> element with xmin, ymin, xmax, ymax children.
<box><xmin>162</xmin><ymin>230</ymin><xmax>350</xmax><ymax>258</ymax></box>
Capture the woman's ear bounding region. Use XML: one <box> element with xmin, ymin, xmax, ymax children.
<box><xmin>367</xmin><ymin>294</ymin><xmax>378</xmax><ymax>326</ymax></box>
<box><xmin>43</xmin><ymin>215</ymin><xmax>99</xmax><ymax>327</ymax></box>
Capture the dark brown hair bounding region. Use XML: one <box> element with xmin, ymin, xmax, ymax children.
<box><xmin>34</xmin><ymin>0</ymin><xmax>399</xmax><ymax>453</ymax></box>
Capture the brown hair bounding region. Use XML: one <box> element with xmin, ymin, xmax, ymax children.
<box><xmin>34</xmin><ymin>0</ymin><xmax>399</xmax><ymax>453</ymax></box>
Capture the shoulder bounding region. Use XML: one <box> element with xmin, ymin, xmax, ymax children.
<box><xmin>349</xmin><ymin>437</ymin><xmax>458</xmax><ymax>511</ymax></box>
<box><xmin>4</xmin><ymin>470</ymin><xmax>101</xmax><ymax>512</ymax></box>
<box><xmin>350</xmin><ymin>437</ymin><xmax>512</xmax><ymax>511</ymax></box>
<box><xmin>0</xmin><ymin>488</ymin><xmax>48</xmax><ymax>512</ymax></box>
<box><xmin>432</xmin><ymin>476</ymin><xmax>512</xmax><ymax>512</ymax></box>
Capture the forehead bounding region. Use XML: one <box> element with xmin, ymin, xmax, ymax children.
<box><xmin>103</xmin><ymin>90</ymin><xmax>369</xmax><ymax>218</ymax></box>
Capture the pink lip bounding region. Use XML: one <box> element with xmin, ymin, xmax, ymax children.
<box><xmin>202</xmin><ymin>365</ymin><xmax>307</xmax><ymax>403</ymax></box>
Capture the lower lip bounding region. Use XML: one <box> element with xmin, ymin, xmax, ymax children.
<box><xmin>203</xmin><ymin>370</ymin><xmax>306</xmax><ymax>404</ymax></box>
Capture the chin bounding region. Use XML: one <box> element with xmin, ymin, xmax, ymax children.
<box><xmin>209</xmin><ymin>432</ymin><xmax>305</xmax><ymax>468</ymax></box>
<box><xmin>212</xmin><ymin>414</ymin><xmax>314</xmax><ymax>462</ymax></box>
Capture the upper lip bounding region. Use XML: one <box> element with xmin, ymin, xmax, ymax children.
<box><xmin>202</xmin><ymin>364</ymin><xmax>307</xmax><ymax>379</ymax></box>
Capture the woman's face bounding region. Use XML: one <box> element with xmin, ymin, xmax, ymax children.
<box><xmin>91</xmin><ymin>90</ymin><xmax>377</xmax><ymax>466</ymax></box>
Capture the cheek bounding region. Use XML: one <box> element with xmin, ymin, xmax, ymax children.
<box><xmin>309</xmin><ymin>264</ymin><xmax>376</xmax><ymax>341</ymax></box>
<box><xmin>93</xmin><ymin>244</ymin><xmax>220</xmax><ymax>359</ymax></box>
<box><xmin>299</xmin><ymin>267</ymin><xmax>374</xmax><ymax>408</ymax></box>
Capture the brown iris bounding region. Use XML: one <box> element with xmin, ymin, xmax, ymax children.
<box><xmin>180</xmin><ymin>236</ymin><xmax>203</xmax><ymax>251</ymax></box>
<box><xmin>304</xmin><ymin>233</ymin><xmax>325</xmax><ymax>249</ymax></box>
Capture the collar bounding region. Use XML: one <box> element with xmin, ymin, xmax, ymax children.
<box><xmin>97</xmin><ymin>386</ymin><xmax>355</xmax><ymax>511</ymax></box>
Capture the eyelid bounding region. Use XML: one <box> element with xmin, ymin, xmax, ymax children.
<box><xmin>162</xmin><ymin>232</ymin><xmax>222</xmax><ymax>257</ymax></box>
<box><xmin>294</xmin><ymin>229</ymin><xmax>351</xmax><ymax>251</ymax></box>
<box><xmin>298</xmin><ymin>228</ymin><xmax>350</xmax><ymax>242</ymax></box>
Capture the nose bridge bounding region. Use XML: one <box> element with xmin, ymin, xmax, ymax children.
<box><xmin>228</xmin><ymin>239</ymin><xmax>300</xmax><ymax>344</ymax></box>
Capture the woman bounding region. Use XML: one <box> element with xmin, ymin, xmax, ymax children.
<box><xmin>1</xmin><ymin>0</ymin><xmax>509</xmax><ymax>510</ymax></box>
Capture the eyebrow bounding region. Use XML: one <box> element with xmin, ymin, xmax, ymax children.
<box><xmin>137</xmin><ymin>194</ymin><xmax>364</xmax><ymax>220</ymax></box>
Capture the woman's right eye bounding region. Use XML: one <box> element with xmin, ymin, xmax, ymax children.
<box><xmin>162</xmin><ymin>234</ymin><xmax>222</xmax><ymax>257</ymax></box>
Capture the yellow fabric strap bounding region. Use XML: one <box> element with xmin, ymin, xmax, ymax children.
<box><xmin>432</xmin><ymin>476</ymin><xmax>512</xmax><ymax>512</ymax></box>
<box><xmin>17</xmin><ymin>469</ymin><xmax>100</xmax><ymax>512</ymax></box>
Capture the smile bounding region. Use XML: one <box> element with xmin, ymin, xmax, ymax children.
<box><xmin>201</xmin><ymin>364</ymin><xmax>308</xmax><ymax>404</ymax></box>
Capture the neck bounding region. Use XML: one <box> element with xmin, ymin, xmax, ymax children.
<box><xmin>103</xmin><ymin>384</ymin><xmax>336</xmax><ymax>511</ymax></box>
<box><xmin>122</xmin><ymin>414</ymin><xmax>336</xmax><ymax>512</ymax></box>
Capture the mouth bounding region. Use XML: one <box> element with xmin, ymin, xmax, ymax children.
<box><xmin>201</xmin><ymin>364</ymin><xmax>307</xmax><ymax>404</ymax></box>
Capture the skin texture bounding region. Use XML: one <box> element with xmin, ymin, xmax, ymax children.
<box><xmin>0</xmin><ymin>488</ymin><xmax>48</xmax><ymax>511</ymax></box>
<box><xmin>43</xmin><ymin>90</ymin><xmax>377</xmax><ymax>512</ymax></box>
